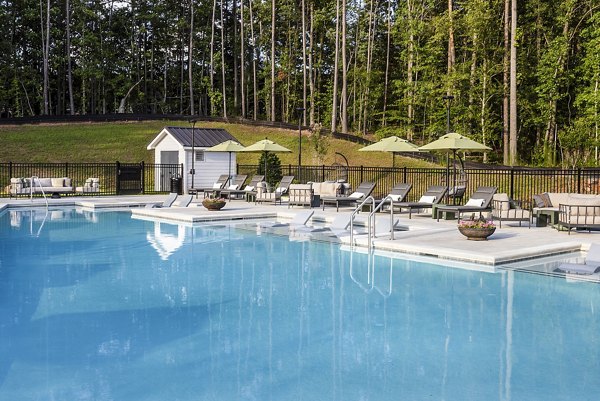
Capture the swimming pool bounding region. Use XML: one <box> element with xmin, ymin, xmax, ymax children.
<box><xmin>1</xmin><ymin>208</ymin><xmax>599</xmax><ymax>400</ymax></box>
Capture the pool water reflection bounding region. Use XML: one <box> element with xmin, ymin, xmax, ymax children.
<box><xmin>0</xmin><ymin>208</ymin><xmax>599</xmax><ymax>401</ymax></box>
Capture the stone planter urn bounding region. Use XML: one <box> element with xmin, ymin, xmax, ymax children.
<box><xmin>202</xmin><ymin>198</ymin><xmax>226</xmax><ymax>211</ymax></box>
<box><xmin>458</xmin><ymin>226</ymin><xmax>496</xmax><ymax>241</ymax></box>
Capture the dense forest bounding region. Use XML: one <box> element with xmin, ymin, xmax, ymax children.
<box><xmin>1</xmin><ymin>1</ymin><xmax>599</xmax><ymax>167</ymax></box>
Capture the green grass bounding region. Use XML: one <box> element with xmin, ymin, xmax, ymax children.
<box><xmin>0</xmin><ymin>120</ymin><xmax>438</xmax><ymax>168</ymax></box>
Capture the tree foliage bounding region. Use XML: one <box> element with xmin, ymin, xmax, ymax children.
<box><xmin>1</xmin><ymin>0</ymin><xmax>600</xmax><ymax>166</ymax></box>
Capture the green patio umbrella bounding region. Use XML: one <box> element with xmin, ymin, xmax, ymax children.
<box><xmin>204</xmin><ymin>140</ymin><xmax>246</xmax><ymax>185</ymax></box>
<box><xmin>358</xmin><ymin>136</ymin><xmax>419</xmax><ymax>167</ymax></box>
<box><xmin>241</xmin><ymin>139</ymin><xmax>291</xmax><ymax>184</ymax></box>
<box><xmin>419</xmin><ymin>132</ymin><xmax>491</xmax><ymax>202</ymax></box>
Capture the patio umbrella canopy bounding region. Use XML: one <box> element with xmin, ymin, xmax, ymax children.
<box><xmin>419</xmin><ymin>132</ymin><xmax>491</xmax><ymax>202</ymax></box>
<box><xmin>204</xmin><ymin>140</ymin><xmax>246</xmax><ymax>184</ymax></box>
<box><xmin>241</xmin><ymin>139</ymin><xmax>291</xmax><ymax>184</ymax></box>
<box><xmin>358</xmin><ymin>136</ymin><xmax>419</xmax><ymax>167</ymax></box>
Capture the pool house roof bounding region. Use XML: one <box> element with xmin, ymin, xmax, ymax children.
<box><xmin>147</xmin><ymin>127</ymin><xmax>238</xmax><ymax>150</ymax></box>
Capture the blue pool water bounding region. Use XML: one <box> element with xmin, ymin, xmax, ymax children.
<box><xmin>0</xmin><ymin>208</ymin><xmax>599</xmax><ymax>401</ymax></box>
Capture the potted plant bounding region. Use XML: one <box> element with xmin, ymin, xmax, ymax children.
<box><xmin>457</xmin><ymin>217</ymin><xmax>496</xmax><ymax>241</ymax></box>
<box><xmin>202</xmin><ymin>197</ymin><xmax>227</xmax><ymax>211</ymax></box>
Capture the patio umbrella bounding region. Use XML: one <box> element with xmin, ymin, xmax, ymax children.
<box><xmin>358</xmin><ymin>136</ymin><xmax>419</xmax><ymax>167</ymax></box>
<box><xmin>419</xmin><ymin>132</ymin><xmax>491</xmax><ymax>202</ymax></box>
<box><xmin>241</xmin><ymin>138</ymin><xmax>291</xmax><ymax>184</ymax></box>
<box><xmin>204</xmin><ymin>140</ymin><xmax>246</xmax><ymax>185</ymax></box>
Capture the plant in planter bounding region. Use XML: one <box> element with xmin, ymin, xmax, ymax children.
<box><xmin>457</xmin><ymin>217</ymin><xmax>496</xmax><ymax>240</ymax></box>
<box><xmin>202</xmin><ymin>197</ymin><xmax>227</xmax><ymax>211</ymax></box>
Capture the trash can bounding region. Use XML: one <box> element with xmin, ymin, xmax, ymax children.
<box><xmin>170</xmin><ymin>175</ymin><xmax>183</xmax><ymax>195</ymax></box>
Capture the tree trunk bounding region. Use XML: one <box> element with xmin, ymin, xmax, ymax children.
<box><xmin>308</xmin><ymin>3</ymin><xmax>315</xmax><ymax>126</ymax></box>
<box><xmin>189</xmin><ymin>0</ymin><xmax>195</xmax><ymax>116</ymax></box>
<box><xmin>503</xmin><ymin>0</ymin><xmax>510</xmax><ymax>165</ymax></box>
<box><xmin>220</xmin><ymin>0</ymin><xmax>227</xmax><ymax>118</ymax></box>
<box><xmin>40</xmin><ymin>0</ymin><xmax>50</xmax><ymax>115</ymax></box>
<box><xmin>407</xmin><ymin>0</ymin><xmax>415</xmax><ymax>140</ymax></box>
<box><xmin>249</xmin><ymin>0</ymin><xmax>258</xmax><ymax>120</ymax></box>
<box><xmin>447</xmin><ymin>0</ymin><xmax>455</xmax><ymax>87</ymax></box>
<box><xmin>331</xmin><ymin>0</ymin><xmax>340</xmax><ymax>133</ymax></box>
<box><xmin>301</xmin><ymin>0</ymin><xmax>307</xmax><ymax>125</ymax></box>
<box><xmin>382</xmin><ymin>0</ymin><xmax>392</xmax><ymax>127</ymax></box>
<box><xmin>341</xmin><ymin>0</ymin><xmax>348</xmax><ymax>133</ymax></box>
<box><xmin>240</xmin><ymin>0</ymin><xmax>246</xmax><ymax>118</ymax></box>
<box><xmin>509</xmin><ymin>0</ymin><xmax>518</xmax><ymax>165</ymax></box>
<box><xmin>233</xmin><ymin>0</ymin><xmax>238</xmax><ymax>114</ymax></box>
<box><xmin>118</xmin><ymin>79</ymin><xmax>143</xmax><ymax>113</ymax></box>
<box><xmin>270</xmin><ymin>0</ymin><xmax>276</xmax><ymax>121</ymax></box>
<box><xmin>210</xmin><ymin>0</ymin><xmax>217</xmax><ymax>115</ymax></box>
<box><xmin>66</xmin><ymin>0</ymin><xmax>75</xmax><ymax>115</ymax></box>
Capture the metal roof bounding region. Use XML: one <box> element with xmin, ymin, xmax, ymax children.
<box><xmin>164</xmin><ymin>127</ymin><xmax>238</xmax><ymax>148</ymax></box>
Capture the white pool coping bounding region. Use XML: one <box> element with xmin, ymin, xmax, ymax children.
<box><xmin>1</xmin><ymin>194</ymin><xmax>597</xmax><ymax>267</ymax></box>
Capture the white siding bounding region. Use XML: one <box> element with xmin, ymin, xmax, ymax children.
<box><xmin>185</xmin><ymin>149</ymin><xmax>237</xmax><ymax>190</ymax></box>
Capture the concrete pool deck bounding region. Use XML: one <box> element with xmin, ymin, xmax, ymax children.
<box><xmin>1</xmin><ymin>194</ymin><xmax>597</xmax><ymax>266</ymax></box>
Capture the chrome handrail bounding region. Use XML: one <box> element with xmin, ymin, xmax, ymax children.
<box><xmin>30</xmin><ymin>176</ymin><xmax>49</xmax><ymax>208</ymax></box>
<box><xmin>368</xmin><ymin>196</ymin><xmax>395</xmax><ymax>250</ymax></box>
<box><xmin>349</xmin><ymin>196</ymin><xmax>375</xmax><ymax>246</ymax></box>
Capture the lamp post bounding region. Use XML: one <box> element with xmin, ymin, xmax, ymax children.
<box><xmin>188</xmin><ymin>119</ymin><xmax>197</xmax><ymax>191</ymax></box>
<box><xmin>296</xmin><ymin>107</ymin><xmax>305</xmax><ymax>182</ymax></box>
<box><xmin>442</xmin><ymin>95</ymin><xmax>454</xmax><ymax>133</ymax></box>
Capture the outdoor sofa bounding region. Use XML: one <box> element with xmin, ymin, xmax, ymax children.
<box><xmin>10</xmin><ymin>177</ymin><xmax>73</xmax><ymax>197</ymax></box>
<box><xmin>534</xmin><ymin>192</ymin><xmax>600</xmax><ymax>233</ymax></box>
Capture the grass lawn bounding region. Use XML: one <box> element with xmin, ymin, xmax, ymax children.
<box><xmin>0</xmin><ymin>120</ymin><xmax>437</xmax><ymax>168</ymax></box>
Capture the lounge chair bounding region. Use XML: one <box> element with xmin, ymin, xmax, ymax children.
<box><xmin>435</xmin><ymin>186</ymin><xmax>498</xmax><ymax>221</ymax></box>
<box><xmin>375</xmin><ymin>183</ymin><xmax>412</xmax><ymax>211</ymax></box>
<box><xmin>217</xmin><ymin>174</ymin><xmax>249</xmax><ymax>200</ymax></box>
<box><xmin>172</xmin><ymin>194</ymin><xmax>194</xmax><ymax>207</ymax></box>
<box><xmin>221</xmin><ymin>175</ymin><xmax>263</xmax><ymax>201</ymax></box>
<box><xmin>197</xmin><ymin>174</ymin><xmax>230</xmax><ymax>198</ymax></box>
<box><xmin>394</xmin><ymin>185</ymin><xmax>448</xmax><ymax>218</ymax></box>
<box><xmin>255</xmin><ymin>175</ymin><xmax>295</xmax><ymax>205</ymax></box>
<box><xmin>321</xmin><ymin>181</ymin><xmax>377</xmax><ymax>211</ymax></box>
<box><xmin>260</xmin><ymin>210</ymin><xmax>314</xmax><ymax>229</ymax></box>
<box><xmin>146</xmin><ymin>193</ymin><xmax>178</xmax><ymax>208</ymax></box>
<box><xmin>491</xmin><ymin>193</ymin><xmax>531</xmax><ymax>228</ymax></box>
<box><xmin>555</xmin><ymin>244</ymin><xmax>600</xmax><ymax>275</ymax></box>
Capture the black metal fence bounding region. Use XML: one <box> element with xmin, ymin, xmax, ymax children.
<box><xmin>4</xmin><ymin>162</ymin><xmax>600</xmax><ymax>203</ymax></box>
<box><xmin>0</xmin><ymin>162</ymin><xmax>183</xmax><ymax>197</ymax></box>
<box><xmin>239</xmin><ymin>164</ymin><xmax>600</xmax><ymax>204</ymax></box>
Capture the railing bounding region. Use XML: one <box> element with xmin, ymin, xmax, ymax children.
<box><xmin>368</xmin><ymin>195</ymin><xmax>395</xmax><ymax>246</ymax></box>
<box><xmin>5</xmin><ymin>162</ymin><xmax>600</xmax><ymax>203</ymax></box>
<box><xmin>350</xmin><ymin>196</ymin><xmax>375</xmax><ymax>247</ymax></box>
<box><xmin>239</xmin><ymin>164</ymin><xmax>600</xmax><ymax>204</ymax></box>
<box><xmin>0</xmin><ymin>162</ymin><xmax>183</xmax><ymax>197</ymax></box>
<box><xmin>29</xmin><ymin>176</ymin><xmax>49</xmax><ymax>208</ymax></box>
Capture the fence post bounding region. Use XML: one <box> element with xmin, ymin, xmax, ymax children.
<box><xmin>403</xmin><ymin>167</ymin><xmax>407</xmax><ymax>183</ymax></box>
<box><xmin>116</xmin><ymin>161</ymin><xmax>121</xmax><ymax>195</ymax></box>
<box><xmin>322</xmin><ymin>164</ymin><xmax>325</xmax><ymax>182</ymax></box>
<box><xmin>577</xmin><ymin>167</ymin><xmax>582</xmax><ymax>193</ymax></box>
<box><xmin>360</xmin><ymin>166</ymin><xmax>364</xmax><ymax>183</ymax></box>
<box><xmin>510</xmin><ymin>168</ymin><xmax>515</xmax><ymax>199</ymax></box>
<box><xmin>140</xmin><ymin>161</ymin><xmax>145</xmax><ymax>194</ymax></box>
<box><xmin>9</xmin><ymin>161</ymin><xmax>12</xmax><ymax>180</ymax></box>
<box><xmin>65</xmin><ymin>162</ymin><xmax>69</xmax><ymax>177</ymax></box>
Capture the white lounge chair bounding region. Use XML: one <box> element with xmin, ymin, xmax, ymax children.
<box><xmin>147</xmin><ymin>193</ymin><xmax>178</xmax><ymax>208</ymax></box>
<box><xmin>556</xmin><ymin>243</ymin><xmax>600</xmax><ymax>275</ymax></box>
<box><xmin>260</xmin><ymin>210</ymin><xmax>314</xmax><ymax>229</ymax></box>
<box><xmin>172</xmin><ymin>194</ymin><xmax>193</xmax><ymax>207</ymax></box>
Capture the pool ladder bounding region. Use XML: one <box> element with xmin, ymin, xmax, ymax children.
<box><xmin>350</xmin><ymin>196</ymin><xmax>396</xmax><ymax>249</ymax></box>
<box><xmin>30</xmin><ymin>176</ymin><xmax>49</xmax><ymax>209</ymax></box>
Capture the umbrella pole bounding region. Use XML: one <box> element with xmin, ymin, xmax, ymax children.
<box><xmin>264</xmin><ymin>151</ymin><xmax>268</xmax><ymax>185</ymax></box>
<box><xmin>228</xmin><ymin>152</ymin><xmax>232</xmax><ymax>186</ymax></box>
<box><xmin>452</xmin><ymin>150</ymin><xmax>458</xmax><ymax>205</ymax></box>
<box><xmin>446</xmin><ymin>153</ymin><xmax>450</xmax><ymax>203</ymax></box>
